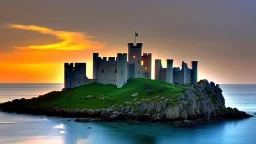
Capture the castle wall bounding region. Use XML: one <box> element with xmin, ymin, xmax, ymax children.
<box><xmin>116</xmin><ymin>53</ymin><xmax>128</xmax><ymax>88</ymax></box>
<box><xmin>96</xmin><ymin>57</ymin><xmax>117</xmax><ymax>85</ymax></box>
<box><xmin>173</xmin><ymin>62</ymin><xmax>193</xmax><ymax>85</ymax></box>
<box><xmin>173</xmin><ymin>67</ymin><xmax>184</xmax><ymax>84</ymax></box>
<box><xmin>159</xmin><ymin>68</ymin><xmax>167</xmax><ymax>82</ymax></box>
<box><xmin>69</xmin><ymin>78</ymin><xmax>95</xmax><ymax>88</ymax></box>
<box><xmin>142</xmin><ymin>53</ymin><xmax>152</xmax><ymax>79</ymax></box>
<box><xmin>185</xmin><ymin>69</ymin><xmax>192</xmax><ymax>84</ymax></box>
<box><xmin>74</xmin><ymin>63</ymin><xmax>87</xmax><ymax>79</ymax></box>
<box><xmin>128</xmin><ymin>63</ymin><xmax>135</xmax><ymax>79</ymax></box>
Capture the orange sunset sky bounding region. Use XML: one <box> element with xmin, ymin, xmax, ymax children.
<box><xmin>0</xmin><ymin>0</ymin><xmax>256</xmax><ymax>84</ymax></box>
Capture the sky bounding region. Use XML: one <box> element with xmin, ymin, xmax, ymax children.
<box><xmin>0</xmin><ymin>0</ymin><xmax>256</xmax><ymax>84</ymax></box>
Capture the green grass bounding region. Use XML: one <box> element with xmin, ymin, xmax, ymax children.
<box><xmin>37</xmin><ymin>78</ymin><xmax>185</xmax><ymax>110</ymax></box>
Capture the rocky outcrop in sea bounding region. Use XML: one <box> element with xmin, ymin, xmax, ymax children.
<box><xmin>0</xmin><ymin>80</ymin><xmax>252</xmax><ymax>124</ymax></box>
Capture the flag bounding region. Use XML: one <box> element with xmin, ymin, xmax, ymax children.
<box><xmin>135</xmin><ymin>31</ymin><xmax>139</xmax><ymax>37</ymax></box>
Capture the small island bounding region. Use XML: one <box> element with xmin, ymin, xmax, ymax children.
<box><xmin>0</xmin><ymin>79</ymin><xmax>252</xmax><ymax>124</ymax></box>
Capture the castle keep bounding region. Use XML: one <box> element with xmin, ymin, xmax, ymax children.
<box><xmin>64</xmin><ymin>40</ymin><xmax>198</xmax><ymax>88</ymax></box>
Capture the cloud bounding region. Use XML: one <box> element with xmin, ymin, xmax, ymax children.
<box><xmin>8</xmin><ymin>24</ymin><xmax>104</xmax><ymax>50</ymax></box>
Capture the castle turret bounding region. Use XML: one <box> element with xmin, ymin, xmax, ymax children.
<box><xmin>166</xmin><ymin>59</ymin><xmax>174</xmax><ymax>84</ymax></box>
<box><xmin>155</xmin><ymin>59</ymin><xmax>162</xmax><ymax>80</ymax></box>
<box><xmin>93</xmin><ymin>53</ymin><xmax>99</xmax><ymax>79</ymax></box>
<box><xmin>117</xmin><ymin>53</ymin><xmax>128</xmax><ymax>88</ymax></box>
<box><xmin>64</xmin><ymin>63</ymin><xmax>87</xmax><ymax>88</ymax></box>
<box><xmin>128</xmin><ymin>43</ymin><xmax>143</xmax><ymax>78</ymax></box>
<box><xmin>142</xmin><ymin>53</ymin><xmax>152</xmax><ymax>79</ymax></box>
<box><xmin>191</xmin><ymin>61</ymin><xmax>198</xmax><ymax>84</ymax></box>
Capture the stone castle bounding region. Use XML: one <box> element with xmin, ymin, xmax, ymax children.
<box><xmin>64</xmin><ymin>42</ymin><xmax>198</xmax><ymax>88</ymax></box>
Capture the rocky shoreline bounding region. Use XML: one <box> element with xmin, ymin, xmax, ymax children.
<box><xmin>0</xmin><ymin>80</ymin><xmax>253</xmax><ymax>125</ymax></box>
<box><xmin>0</xmin><ymin>104</ymin><xmax>252</xmax><ymax>125</ymax></box>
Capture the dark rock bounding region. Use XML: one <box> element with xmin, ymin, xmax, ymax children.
<box><xmin>183</xmin><ymin>120</ymin><xmax>192</xmax><ymax>124</ymax></box>
<box><xmin>109</xmin><ymin>114</ymin><xmax>119</xmax><ymax>120</ymax></box>
<box><xmin>210</xmin><ymin>81</ymin><xmax>215</xmax><ymax>87</ymax></box>
<box><xmin>88</xmin><ymin>127</ymin><xmax>92</xmax><ymax>129</ymax></box>
<box><xmin>75</xmin><ymin>118</ymin><xmax>102</xmax><ymax>123</ymax></box>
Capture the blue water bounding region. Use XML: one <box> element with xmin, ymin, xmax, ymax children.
<box><xmin>0</xmin><ymin>84</ymin><xmax>255</xmax><ymax>144</ymax></box>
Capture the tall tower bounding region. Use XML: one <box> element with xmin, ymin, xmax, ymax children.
<box><xmin>142</xmin><ymin>53</ymin><xmax>152</xmax><ymax>79</ymax></box>
<box><xmin>182</xmin><ymin>61</ymin><xmax>187</xmax><ymax>84</ymax></box>
<box><xmin>93</xmin><ymin>53</ymin><xmax>99</xmax><ymax>79</ymax></box>
<box><xmin>117</xmin><ymin>53</ymin><xmax>128</xmax><ymax>88</ymax></box>
<box><xmin>128</xmin><ymin>43</ymin><xmax>143</xmax><ymax>78</ymax></box>
<box><xmin>155</xmin><ymin>59</ymin><xmax>162</xmax><ymax>80</ymax></box>
<box><xmin>166</xmin><ymin>59</ymin><xmax>174</xmax><ymax>84</ymax></box>
<box><xmin>191</xmin><ymin>61</ymin><xmax>198</xmax><ymax>84</ymax></box>
<box><xmin>64</xmin><ymin>63</ymin><xmax>73</xmax><ymax>88</ymax></box>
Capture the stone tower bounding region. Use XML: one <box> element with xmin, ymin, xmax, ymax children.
<box><xmin>182</xmin><ymin>61</ymin><xmax>187</xmax><ymax>84</ymax></box>
<box><xmin>93</xmin><ymin>53</ymin><xmax>99</xmax><ymax>79</ymax></box>
<box><xmin>117</xmin><ymin>53</ymin><xmax>128</xmax><ymax>88</ymax></box>
<box><xmin>191</xmin><ymin>61</ymin><xmax>198</xmax><ymax>84</ymax></box>
<box><xmin>142</xmin><ymin>53</ymin><xmax>152</xmax><ymax>79</ymax></box>
<box><xmin>155</xmin><ymin>59</ymin><xmax>162</xmax><ymax>80</ymax></box>
<box><xmin>166</xmin><ymin>59</ymin><xmax>174</xmax><ymax>84</ymax></box>
<box><xmin>64</xmin><ymin>63</ymin><xmax>86</xmax><ymax>88</ymax></box>
<box><xmin>64</xmin><ymin>63</ymin><xmax>73</xmax><ymax>88</ymax></box>
<box><xmin>128</xmin><ymin>43</ymin><xmax>143</xmax><ymax>78</ymax></box>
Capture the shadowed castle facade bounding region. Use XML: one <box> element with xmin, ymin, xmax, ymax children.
<box><xmin>64</xmin><ymin>42</ymin><xmax>198</xmax><ymax>88</ymax></box>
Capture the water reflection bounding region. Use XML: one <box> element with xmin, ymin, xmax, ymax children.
<box><xmin>0</xmin><ymin>112</ymin><xmax>255</xmax><ymax>144</ymax></box>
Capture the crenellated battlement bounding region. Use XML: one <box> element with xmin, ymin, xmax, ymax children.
<box><xmin>64</xmin><ymin>63</ymin><xmax>86</xmax><ymax>70</ymax></box>
<box><xmin>167</xmin><ymin>59</ymin><xmax>173</xmax><ymax>63</ymax></box>
<box><xmin>64</xmin><ymin>63</ymin><xmax>73</xmax><ymax>68</ymax></box>
<box><xmin>143</xmin><ymin>53</ymin><xmax>152</xmax><ymax>57</ymax></box>
<box><xmin>96</xmin><ymin>56</ymin><xmax>117</xmax><ymax>63</ymax></box>
<box><xmin>117</xmin><ymin>53</ymin><xmax>128</xmax><ymax>56</ymax></box>
<box><xmin>128</xmin><ymin>43</ymin><xmax>143</xmax><ymax>48</ymax></box>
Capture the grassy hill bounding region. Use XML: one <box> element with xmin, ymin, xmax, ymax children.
<box><xmin>33</xmin><ymin>78</ymin><xmax>185</xmax><ymax>110</ymax></box>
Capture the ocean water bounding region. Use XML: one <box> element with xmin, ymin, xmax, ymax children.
<box><xmin>0</xmin><ymin>83</ymin><xmax>63</xmax><ymax>103</ymax></box>
<box><xmin>0</xmin><ymin>84</ymin><xmax>255</xmax><ymax>144</ymax></box>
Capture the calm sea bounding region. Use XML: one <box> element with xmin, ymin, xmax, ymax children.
<box><xmin>0</xmin><ymin>84</ymin><xmax>255</xmax><ymax>144</ymax></box>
